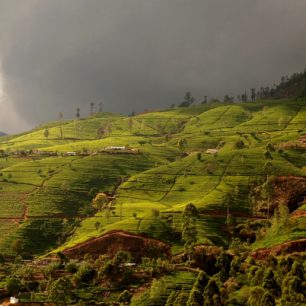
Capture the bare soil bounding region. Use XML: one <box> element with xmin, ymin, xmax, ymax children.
<box><xmin>271</xmin><ymin>176</ymin><xmax>306</xmax><ymax>212</ymax></box>
<box><xmin>250</xmin><ymin>238</ymin><xmax>306</xmax><ymax>260</ymax></box>
<box><xmin>63</xmin><ymin>230</ymin><xmax>171</xmax><ymax>261</ymax></box>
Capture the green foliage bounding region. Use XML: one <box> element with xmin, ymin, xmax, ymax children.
<box><xmin>186</xmin><ymin>272</ymin><xmax>209</xmax><ymax>306</ymax></box>
<box><xmin>66</xmin><ymin>262</ymin><xmax>78</xmax><ymax>274</ymax></box>
<box><xmin>235</xmin><ymin>140</ymin><xmax>245</xmax><ymax>149</ymax></box>
<box><xmin>74</xmin><ymin>262</ymin><xmax>96</xmax><ymax>287</ymax></box>
<box><xmin>92</xmin><ymin>193</ymin><xmax>108</xmax><ymax>211</ymax></box>
<box><xmin>48</xmin><ymin>277</ymin><xmax>73</xmax><ymax>305</ymax></box>
<box><xmin>262</xmin><ymin>269</ymin><xmax>280</xmax><ymax>296</ymax></box>
<box><xmin>178</xmin><ymin>138</ymin><xmax>188</xmax><ymax>152</ymax></box>
<box><xmin>0</xmin><ymin>99</ymin><xmax>306</xmax><ymax>306</ymax></box>
<box><xmin>44</xmin><ymin>129</ymin><xmax>49</xmax><ymax>139</ymax></box>
<box><xmin>216</xmin><ymin>251</ymin><xmax>232</xmax><ymax>282</ymax></box>
<box><xmin>113</xmin><ymin>250</ymin><xmax>131</xmax><ymax>266</ymax></box>
<box><xmin>165</xmin><ymin>290</ymin><xmax>179</xmax><ymax>306</ymax></box>
<box><xmin>182</xmin><ymin>203</ymin><xmax>199</xmax><ymax>262</ymax></box>
<box><xmin>118</xmin><ymin>290</ymin><xmax>132</xmax><ymax>305</ymax></box>
<box><xmin>251</xmin><ymin>267</ymin><xmax>264</xmax><ymax>286</ymax></box>
<box><xmin>229</xmin><ymin>255</ymin><xmax>241</xmax><ymax>277</ymax></box>
<box><xmin>260</xmin><ymin>290</ymin><xmax>276</xmax><ymax>306</ymax></box>
<box><xmin>187</xmin><ymin>288</ymin><xmax>203</xmax><ymax>306</ymax></box>
<box><xmin>173</xmin><ymin>291</ymin><xmax>189</xmax><ymax>305</ymax></box>
<box><xmin>203</xmin><ymin>278</ymin><xmax>221</xmax><ymax>306</ymax></box>
<box><xmin>149</xmin><ymin>278</ymin><xmax>167</xmax><ymax>304</ymax></box>
<box><xmin>6</xmin><ymin>278</ymin><xmax>21</xmax><ymax>295</ymax></box>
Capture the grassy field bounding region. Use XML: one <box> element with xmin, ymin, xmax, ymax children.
<box><xmin>0</xmin><ymin>99</ymin><xmax>305</xmax><ymax>256</ymax></box>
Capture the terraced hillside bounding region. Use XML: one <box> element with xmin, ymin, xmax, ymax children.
<box><xmin>0</xmin><ymin>99</ymin><xmax>305</xmax><ymax>258</ymax></box>
<box><xmin>0</xmin><ymin>99</ymin><xmax>305</xmax><ymax>305</ymax></box>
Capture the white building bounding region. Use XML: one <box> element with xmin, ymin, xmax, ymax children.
<box><xmin>10</xmin><ymin>297</ymin><xmax>19</xmax><ymax>304</ymax></box>
<box><xmin>105</xmin><ymin>146</ymin><xmax>126</xmax><ymax>150</ymax></box>
<box><xmin>206</xmin><ymin>148</ymin><xmax>218</xmax><ymax>154</ymax></box>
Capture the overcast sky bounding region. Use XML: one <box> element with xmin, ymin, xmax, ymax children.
<box><xmin>1</xmin><ymin>0</ymin><xmax>306</xmax><ymax>133</ymax></box>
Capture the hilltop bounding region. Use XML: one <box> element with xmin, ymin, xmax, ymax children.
<box><xmin>256</xmin><ymin>68</ymin><xmax>306</xmax><ymax>100</ymax></box>
<box><xmin>0</xmin><ymin>99</ymin><xmax>305</xmax><ymax>305</ymax></box>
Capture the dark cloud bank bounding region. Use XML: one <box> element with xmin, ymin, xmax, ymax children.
<box><xmin>1</xmin><ymin>0</ymin><xmax>306</xmax><ymax>133</ymax></box>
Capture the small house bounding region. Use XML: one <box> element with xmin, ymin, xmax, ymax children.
<box><xmin>10</xmin><ymin>297</ymin><xmax>19</xmax><ymax>304</ymax></box>
<box><xmin>66</xmin><ymin>151</ymin><xmax>77</xmax><ymax>156</ymax></box>
<box><xmin>105</xmin><ymin>146</ymin><xmax>126</xmax><ymax>150</ymax></box>
<box><xmin>206</xmin><ymin>148</ymin><xmax>218</xmax><ymax>154</ymax></box>
<box><xmin>122</xmin><ymin>262</ymin><xmax>137</xmax><ymax>267</ymax></box>
<box><xmin>206</xmin><ymin>149</ymin><xmax>219</xmax><ymax>154</ymax></box>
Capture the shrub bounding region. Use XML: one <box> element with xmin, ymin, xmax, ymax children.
<box><xmin>74</xmin><ymin>262</ymin><xmax>96</xmax><ymax>287</ymax></box>
<box><xmin>6</xmin><ymin>278</ymin><xmax>22</xmax><ymax>295</ymax></box>
<box><xmin>118</xmin><ymin>290</ymin><xmax>132</xmax><ymax>305</ymax></box>
<box><xmin>235</xmin><ymin>140</ymin><xmax>245</xmax><ymax>149</ymax></box>
<box><xmin>66</xmin><ymin>262</ymin><xmax>78</xmax><ymax>274</ymax></box>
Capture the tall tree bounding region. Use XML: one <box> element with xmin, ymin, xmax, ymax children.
<box><xmin>90</xmin><ymin>102</ymin><xmax>95</xmax><ymax>115</ymax></box>
<box><xmin>76</xmin><ymin>108</ymin><xmax>80</xmax><ymax>119</ymax></box>
<box><xmin>48</xmin><ymin>277</ymin><xmax>73</xmax><ymax>305</ymax></box>
<box><xmin>182</xmin><ymin>203</ymin><xmax>199</xmax><ymax>263</ymax></box>
<box><xmin>202</xmin><ymin>95</ymin><xmax>208</xmax><ymax>104</ymax></box>
<box><xmin>58</xmin><ymin>112</ymin><xmax>63</xmax><ymax>139</ymax></box>
<box><xmin>203</xmin><ymin>278</ymin><xmax>221</xmax><ymax>306</ymax></box>
<box><xmin>224</xmin><ymin>95</ymin><xmax>234</xmax><ymax>103</ymax></box>
<box><xmin>128</xmin><ymin>117</ymin><xmax>133</xmax><ymax>132</ymax></box>
<box><xmin>187</xmin><ymin>271</ymin><xmax>209</xmax><ymax>305</ymax></box>
<box><xmin>251</xmin><ymin>88</ymin><xmax>256</xmax><ymax>102</ymax></box>
<box><xmin>92</xmin><ymin>193</ymin><xmax>108</xmax><ymax>211</ymax></box>
<box><xmin>241</xmin><ymin>90</ymin><xmax>248</xmax><ymax>102</ymax></box>
<box><xmin>263</xmin><ymin>160</ymin><xmax>273</xmax><ymax>219</ymax></box>
<box><xmin>98</xmin><ymin>102</ymin><xmax>103</xmax><ymax>113</ymax></box>
<box><xmin>178</xmin><ymin>138</ymin><xmax>188</xmax><ymax>152</ymax></box>
<box><xmin>179</xmin><ymin>92</ymin><xmax>195</xmax><ymax>107</ymax></box>
<box><xmin>44</xmin><ymin>129</ymin><xmax>49</xmax><ymax>139</ymax></box>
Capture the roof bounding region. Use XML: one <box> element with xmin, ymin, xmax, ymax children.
<box><xmin>206</xmin><ymin>148</ymin><xmax>218</xmax><ymax>154</ymax></box>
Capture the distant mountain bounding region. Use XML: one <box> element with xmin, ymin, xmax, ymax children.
<box><xmin>0</xmin><ymin>132</ymin><xmax>6</xmax><ymax>136</ymax></box>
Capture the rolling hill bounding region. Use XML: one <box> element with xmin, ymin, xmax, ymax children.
<box><xmin>0</xmin><ymin>99</ymin><xmax>305</xmax><ymax>305</ymax></box>
<box><xmin>0</xmin><ymin>99</ymin><xmax>305</xmax><ymax>254</ymax></box>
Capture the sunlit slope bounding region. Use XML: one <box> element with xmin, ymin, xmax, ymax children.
<box><xmin>0</xmin><ymin>153</ymin><xmax>157</xmax><ymax>255</ymax></box>
<box><xmin>0</xmin><ymin>113</ymin><xmax>123</xmax><ymax>150</ymax></box>
<box><xmin>0</xmin><ymin>108</ymin><xmax>193</xmax><ymax>151</ymax></box>
<box><xmin>58</xmin><ymin>134</ymin><xmax>305</xmax><ymax>252</ymax></box>
<box><xmin>0</xmin><ymin>99</ymin><xmax>305</xmax><ymax>256</ymax></box>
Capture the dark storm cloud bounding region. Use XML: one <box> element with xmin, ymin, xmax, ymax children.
<box><xmin>1</xmin><ymin>0</ymin><xmax>306</xmax><ymax>132</ymax></box>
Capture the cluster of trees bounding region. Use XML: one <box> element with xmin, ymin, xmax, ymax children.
<box><xmin>177</xmin><ymin>69</ymin><xmax>306</xmax><ymax>108</ymax></box>
<box><xmin>1</xmin><ymin>198</ymin><xmax>305</xmax><ymax>305</ymax></box>
<box><xmin>165</xmin><ymin>247</ymin><xmax>305</xmax><ymax>306</ymax></box>
<box><xmin>270</xmin><ymin>69</ymin><xmax>306</xmax><ymax>100</ymax></box>
<box><xmin>1</xmin><ymin>249</ymin><xmax>175</xmax><ymax>305</ymax></box>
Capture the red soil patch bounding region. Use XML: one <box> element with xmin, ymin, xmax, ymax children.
<box><xmin>271</xmin><ymin>176</ymin><xmax>306</xmax><ymax>212</ymax></box>
<box><xmin>250</xmin><ymin>238</ymin><xmax>306</xmax><ymax>260</ymax></box>
<box><xmin>199</xmin><ymin>209</ymin><xmax>260</xmax><ymax>218</ymax></box>
<box><xmin>291</xmin><ymin>210</ymin><xmax>306</xmax><ymax>218</ymax></box>
<box><xmin>63</xmin><ymin>230</ymin><xmax>171</xmax><ymax>261</ymax></box>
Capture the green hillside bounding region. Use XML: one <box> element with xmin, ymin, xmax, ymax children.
<box><xmin>0</xmin><ymin>99</ymin><xmax>305</xmax><ymax>305</ymax></box>
<box><xmin>0</xmin><ymin>99</ymin><xmax>305</xmax><ymax>255</ymax></box>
